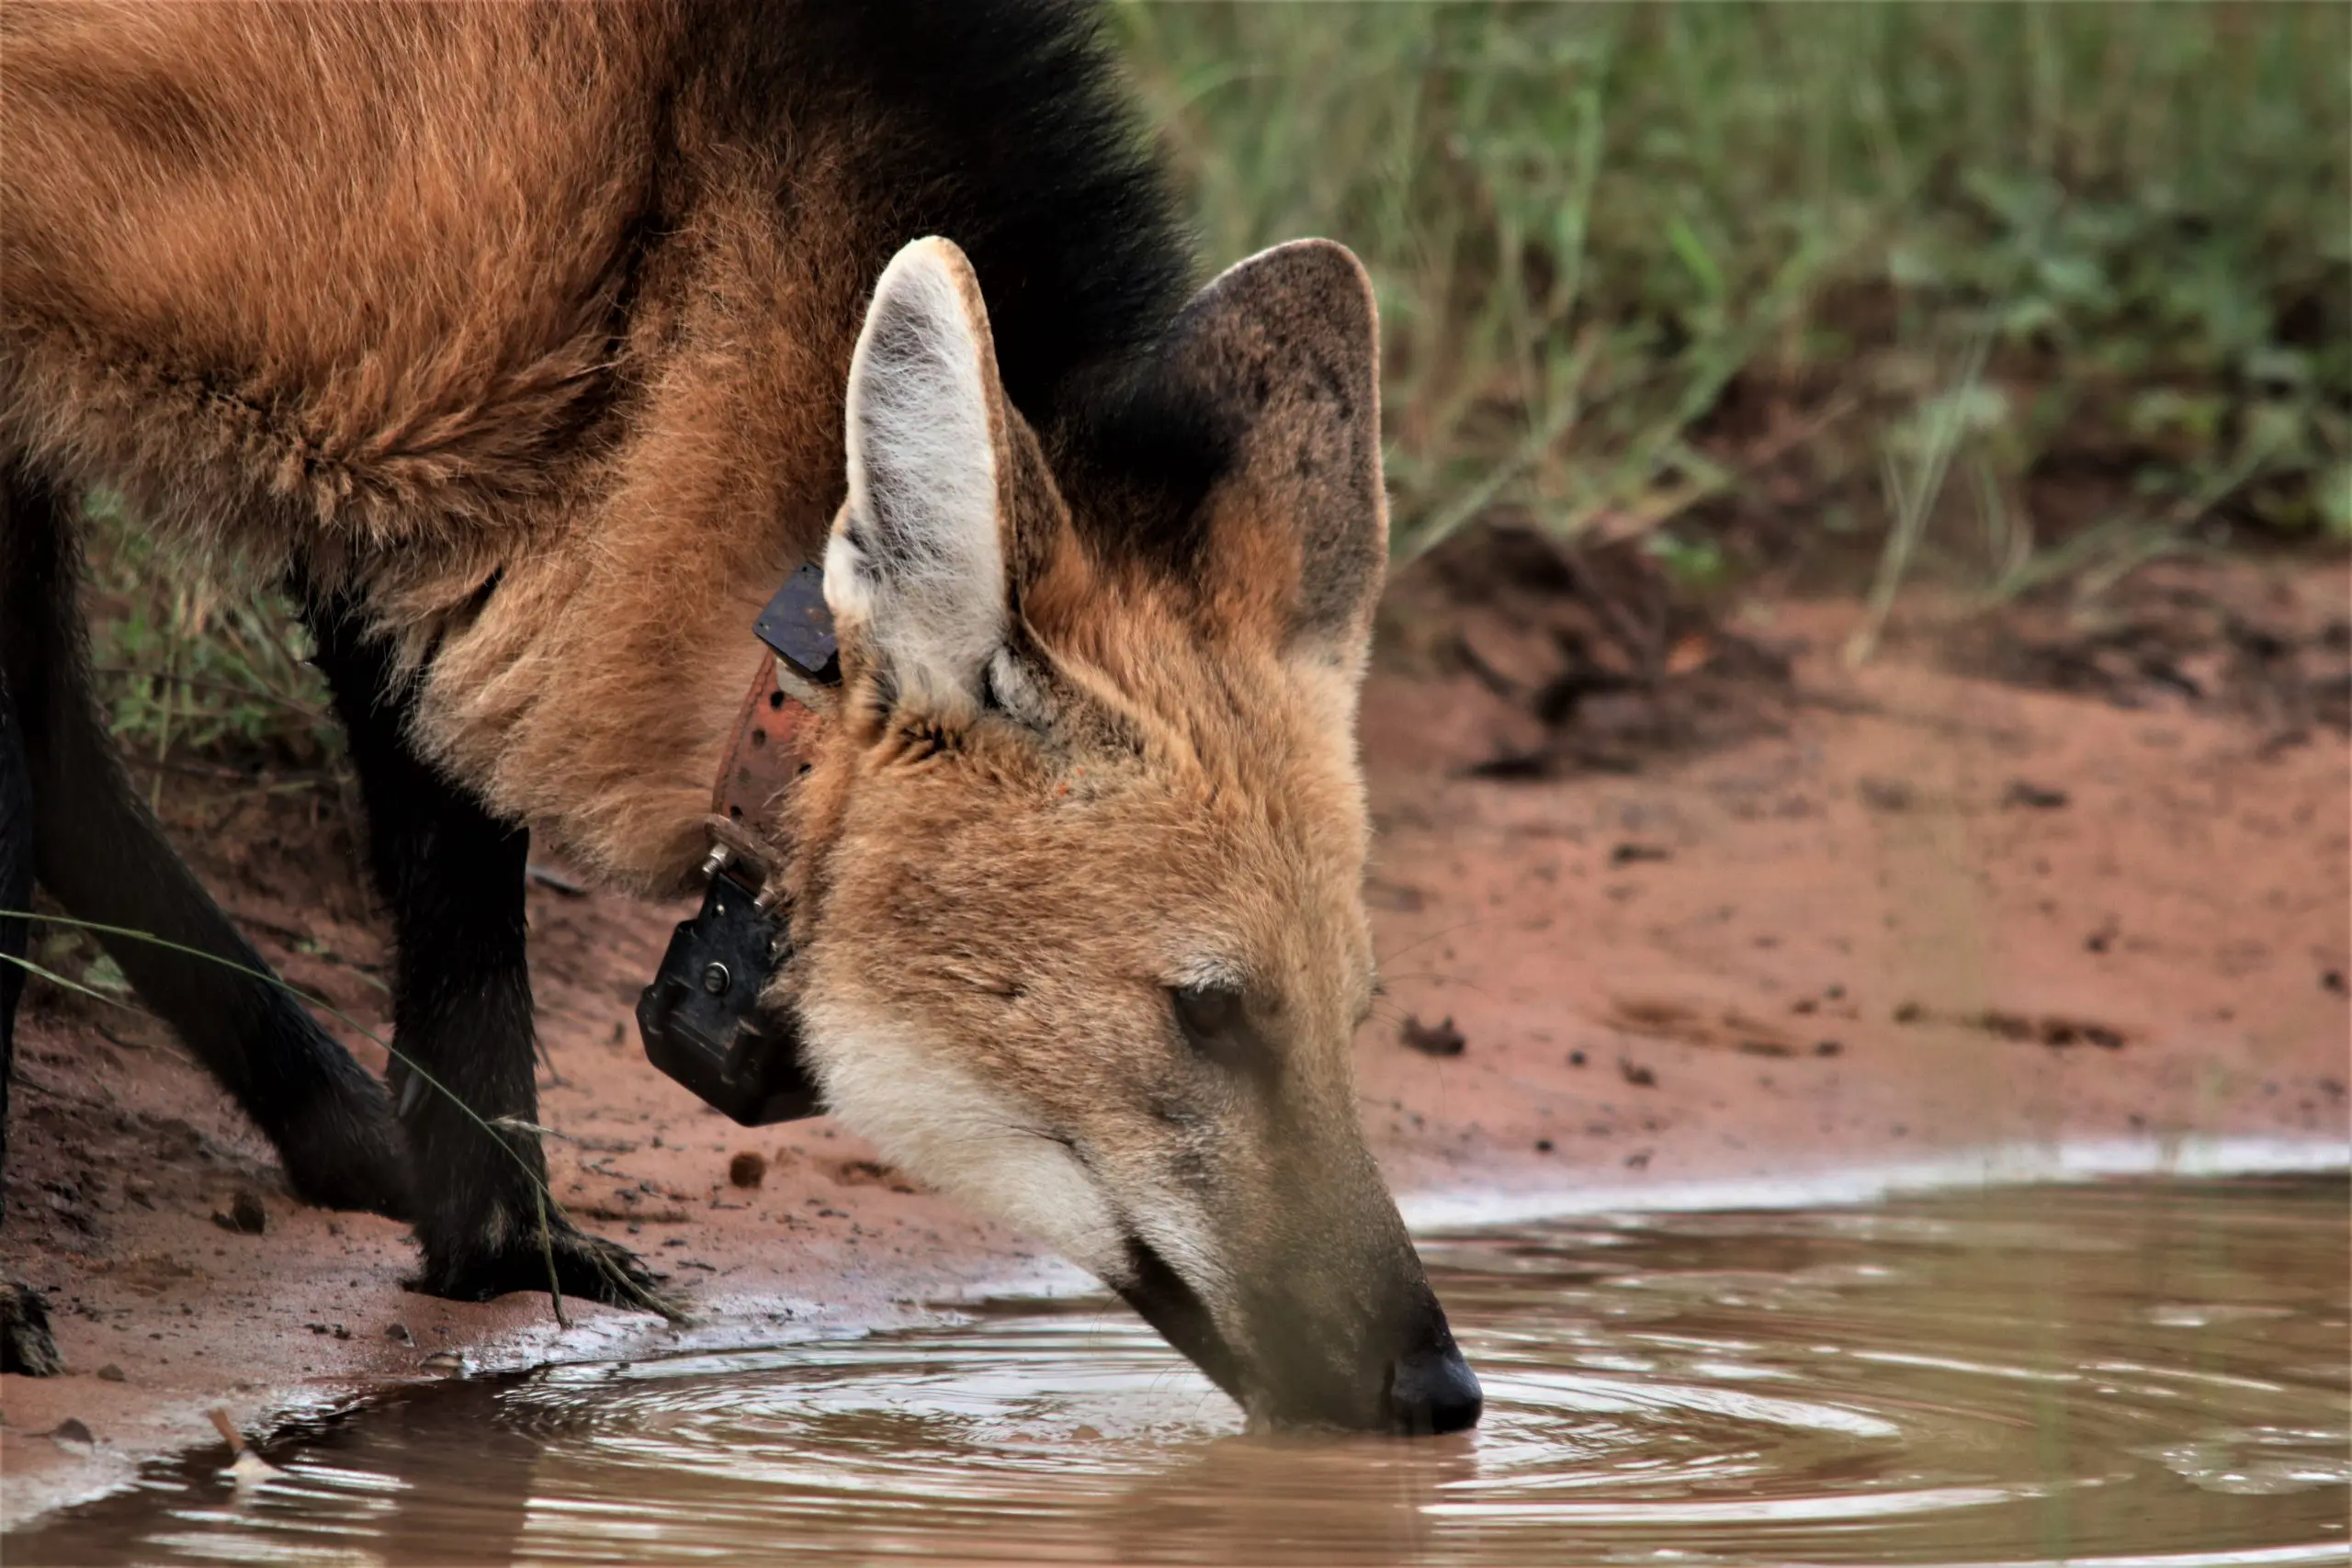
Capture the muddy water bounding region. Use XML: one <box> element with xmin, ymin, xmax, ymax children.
<box><xmin>14</xmin><ymin>1175</ymin><xmax>2346</xmax><ymax>1566</ymax></box>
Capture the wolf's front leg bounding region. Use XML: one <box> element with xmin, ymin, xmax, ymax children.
<box><xmin>0</xmin><ymin>664</ymin><xmax>62</xmax><ymax>1376</ymax></box>
<box><xmin>308</xmin><ymin>605</ymin><xmax>654</xmax><ymax>1309</ymax></box>
<box><xmin>2</xmin><ymin>468</ymin><xmax>410</xmax><ymax>1221</ymax></box>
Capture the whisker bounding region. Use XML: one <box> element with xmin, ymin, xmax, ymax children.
<box><xmin>1366</xmin><ymin>968</ymin><xmax>1500</xmax><ymax>1003</ymax></box>
<box><xmin>1372</xmin><ymin>911</ymin><xmax>1526</xmax><ymax>972</ymax></box>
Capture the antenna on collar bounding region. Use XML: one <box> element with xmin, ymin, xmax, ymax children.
<box><xmin>753</xmin><ymin>562</ymin><xmax>840</xmax><ymax>686</ymax></box>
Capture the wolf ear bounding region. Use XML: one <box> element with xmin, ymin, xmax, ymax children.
<box><xmin>1156</xmin><ymin>240</ymin><xmax>1386</xmax><ymax>680</ymax></box>
<box><xmin>827</xmin><ymin>237</ymin><xmax>1013</xmax><ymax>718</ymax></box>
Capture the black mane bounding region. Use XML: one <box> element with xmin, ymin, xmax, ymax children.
<box><xmin>684</xmin><ymin>1</ymin><xmax>1188</xmax><ymax>423</ymax></box>
<box><xmin>680</xmin><ymin>0</ymin><xmax>1227</xmax><ymax>568</ymax></box>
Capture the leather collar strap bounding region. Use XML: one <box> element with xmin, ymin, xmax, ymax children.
<box><xmin>705</xmin><ymin>563</ymin><xmax>841</xmax><ymax>897</ymax></box>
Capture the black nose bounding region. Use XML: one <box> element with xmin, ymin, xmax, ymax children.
<box><xmin>1385</xmin><ymin>1339</ymin><xmax>1483</xmax><ymax>1436</ymax></box>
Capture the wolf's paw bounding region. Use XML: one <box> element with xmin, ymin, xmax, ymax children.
<box><xmin>412</xmin><ymin>1214</ymin><xmax>674</xmax><ymax>1316</ymax></box>
<box><xmin>1</xmin><ymin>1278</ymin><xmax>62</xmax><ymax>1376</ymax></box>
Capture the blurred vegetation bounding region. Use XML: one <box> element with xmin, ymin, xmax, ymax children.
<box><xmin>79</xmin><ymin>491</ymin><xmax>339</xmax><ymax>773</ymax></box>
<box><xmin>1112</xmin><ymin>1</ymin><xmax>2351</xmax><ymax>580</ymax></box>
<box><xmin>76</xmin><ymin>2</ymin><xmax>2350</xmax><ymax>760</ymax></box>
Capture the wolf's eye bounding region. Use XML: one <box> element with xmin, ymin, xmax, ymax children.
<box><xmin>1170</xmin><ymin>983</ymin><xmax>1251</xmax><ymax>1070</ymax></box>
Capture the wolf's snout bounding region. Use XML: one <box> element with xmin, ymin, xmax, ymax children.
<box><xmin>1384</xmin><ymin>1336</ymin><xmax>1483</xmax><ymax>1436</ymax></box>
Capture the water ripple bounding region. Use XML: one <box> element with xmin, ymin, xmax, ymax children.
<box><xmin>16</xmin><ymin>1175</ymin><xmax>2346</xmax><ymax>1567</ymax></box>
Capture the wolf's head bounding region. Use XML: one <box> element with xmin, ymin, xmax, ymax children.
<box><xmin>782</xmin><ymin>236</ymin><xmax>1476</xmax><ymax>1435</ymax></box>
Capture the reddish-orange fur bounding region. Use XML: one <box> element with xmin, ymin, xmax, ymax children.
<box><xmin>1</xmin><ymin>2</ymin><xmax>1478</xmax><ymax>1430</ymax></box>
<box><xmin>9</xmin><ymin>4</ymin><xmax>906</xmax><ymax>886</ymax></box>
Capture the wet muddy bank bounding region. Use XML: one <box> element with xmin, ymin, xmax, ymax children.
<box><xmin>5</xmin><ymin>587</ymin><xmax>2346</xmax><ymax>1529</ymax></box>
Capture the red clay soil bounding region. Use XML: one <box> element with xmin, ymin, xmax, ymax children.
<box><xmin>4</xmin><ymin>571</ymin><xmax>2346</xmax><ymax>1524</ymax></box>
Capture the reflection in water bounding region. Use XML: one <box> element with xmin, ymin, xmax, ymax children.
<box><xmin>13</xmin><ymin>1175</ymin><xmax>2347</xmax><ymax>1566</ymax></box>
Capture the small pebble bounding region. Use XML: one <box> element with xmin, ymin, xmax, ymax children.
<box><xmin>2000</xmin><ymin>778</ymin><xmax>2070</xmax><ymax>810</ymax></box>
<box><xmin>729</xmin><ymin>1151</ymin><xmax>768</xmax><ymax>1190</ymax></box>
<box><xmin>1859</xmin><ymin>776</ymin><xmax>1916</xmax><ymax>813</ymax></box>
<box><xmin>1619</xmin><ymin>1059</ymin><xmax>1657</xmax><ymax>1089</ymax></box>
<box><xmin>1398</xmin><ymin>1015</ymin><xmax>1466</xmax><ymax>1058</ymax></box>
<box><xmin>96</xmin><ymin>1363</ymin><xmax>125</xmax><ymax>1382</ymax></box>
<box><xmin>211</xmin><ymin>1190</ymin><xmax>266</xmax><ymax>1235</ymax></box>
<box><xmin>1534</xmin><ymin>1138</ymin><xmax>1555</xmax><ymax>1154</ymax></box>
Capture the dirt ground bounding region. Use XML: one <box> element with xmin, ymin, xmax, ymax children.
<box><xmin>4</xmin><ymin>561</ymin><xmax>2346</xmax><ymax>1527</ymax></box>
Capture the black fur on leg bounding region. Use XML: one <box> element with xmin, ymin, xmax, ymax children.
<box><xmin>0</xmin><ymin>665</ymin><xmax>63</xmax><ymax>1376</ymax></box>
<box><xmin>0</xmin><ymin>466</ymin><xmax>412</xmax><ymax>1221</ymax></box>
<box><xmin>304</xmin><ymin>599</ymin><xmax>658</xmax><ymax>1312</ymax></box>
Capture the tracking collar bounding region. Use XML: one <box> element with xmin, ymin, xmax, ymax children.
<box><xmin>636</xmin><ymin>563</ymin><xmax>841</xmax><ymax>1125</ymax></box>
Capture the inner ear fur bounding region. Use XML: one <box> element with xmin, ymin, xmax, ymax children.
<box><xmin>829</xmin><ymin>236</ymin><xmax>1024</xmax><ymax>720</ymax></box>
<box><xmin>1148</xmin><ymin>240</ymin><xmax>1386</xmax><ymax>670</ymax></box>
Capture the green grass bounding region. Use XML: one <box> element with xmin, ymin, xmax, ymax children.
<box><xmin>1111</xmin><ymin>1</ymin><xmax>2351</xmax><ymax>573</ymax></box>
<box><xmin>78</xmin><ymin>491</ymin><xmax>339</xmax><ymax>771</ymax></box>
<box><xmin>77</xmin><ymin>3</ymin><xmax>2352</xmax><ymax>758</ymax></box>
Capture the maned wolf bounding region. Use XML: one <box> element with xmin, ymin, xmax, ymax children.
<box><xmin>0</xmin><ymin>0</ymin><xmax>1481</xmax><ymax>1431</ymax></box>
